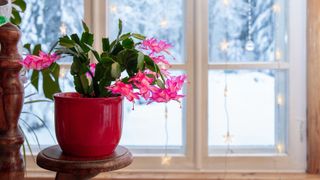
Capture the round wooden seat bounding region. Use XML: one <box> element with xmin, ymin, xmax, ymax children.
<box><xmin>37</xmin><ymin>145</ymin><xmax>133</xmax><ymax>180</ymax></box>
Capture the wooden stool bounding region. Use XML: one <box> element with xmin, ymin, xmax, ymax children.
<box><xmin>36</xmin><ymin>145</ymin><xmax>133</xmax><ymax>180</ymax></box>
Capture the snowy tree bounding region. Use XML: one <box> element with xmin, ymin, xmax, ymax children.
<box><xmin>21</xmin><ymin>0</ymin><xmax>83</xmax><ymax>51</ymax></box>
<box><xmin>209</xmin><ymin>0</ymin><xmax>283</xmax><ymax>62</ymax></box>
<box><xmin>20</xmin><ymin>0</ymin><xmax>83</xmax><ymax>136</ymax></box>
<box><xmin>108</xmin><ymin>0</ymin><xmax>184</xmax><ymax>63</ymax></box>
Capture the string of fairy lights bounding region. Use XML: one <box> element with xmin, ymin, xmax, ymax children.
<box><xmin>161</xmin><ymin>103</ymin><xmax>172</xmax><ymax>166</ymax></box>
<box><xmin>273</xmin><ymin>2</ymin><xmax>284</xmax><ymax>180</ymax></box>
<box><xmin>219</xmin><ymin>0</ymin><xmax>284</xmax><ymax>177</ymax></box>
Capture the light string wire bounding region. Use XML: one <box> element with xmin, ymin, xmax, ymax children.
<box><xmin>221</xmin><ymin>1</ymin><xmax>232</xmax><ymax>179</ymax></box>
<box><xmin>165</xmin><ymin>103</ymin><xmax>169</xmax><ymax>157</ymax></box>
<box><xmin>220</xmin><ymin>1</ymin><xmax>231</xmax><ymax>179</ymax></box>
<box><xmin>272</xmin><ymin>1</ymin><xmax>283</xmax><ymax>179</ymax></box>
<box><xmin>223</xmin><ymin>68</ymin><xmax>231</xmax><ymax>180</ymax></box>
<box><xmin>160</xmin><ymin>0</ymin><xmax>169</xmax><ymax>29</ymax></box>
<box><xmin>162</xmin><ymin>103</ymin><xmax>171</xmax><ymax>166</ymax></box>
<box><xmin>220</xmin><ymin>1</ymin><xmax>283</xmax><ymax>178</ymax></box>
<box><xmin>245</xmin><ymin>0</ymin><xmax>255</xmax><ymax>51</ymax></box>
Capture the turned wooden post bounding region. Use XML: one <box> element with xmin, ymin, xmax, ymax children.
<box><xmin>0</xmin><ymin>20</ymin><xmax>25</xmax><ymax>179</ymax></box>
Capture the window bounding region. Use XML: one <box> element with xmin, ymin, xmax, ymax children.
<box><xmin>207</xmin><ymin>0</ymin><xmax>288</xmax><ymax>154</ymax></box>
<box><xmin>108</xmin><ymin>0</ymin><xmax>186</xmax><ymax>153</ymax></box>
<box><xmin>23</xmin><ymin>0</ymin><xmax>306</xmax><ymax>172</ymax></box>
<box><xmin>21</xmin><ymin>0</ymin><xmax>84</xmax><ymax>145</ymax></box>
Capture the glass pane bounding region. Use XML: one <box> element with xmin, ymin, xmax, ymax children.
<box><xmin>120</xmin><ymin>99</ymin><xmax>183</xmax><ymax>146</ymax></box>
<box><xmin>208</xmin><ymin>70</ymin><xmax>287</xmax><ymax>153</ymax></box>
<box><xmin>21</xmin><ymin>0</ymin><xmax>84</xmax><ymax>52</ymax></box>
<box><xmin>22</xmin><ymin>69</ymin><xmax>74</xmax><ymax>145</ymax></box>
<box><xmin>208</xmin><ymin>0</ymin><xmax>287</xmax><ymax>62</ymax></box>
<box><xmin>120</xmin><ymin>71</ymin><xmax>185</xmax><ymax>147</ymax></box>
<box><xmin>108</xmin><ymin>0</ymin><xmax>184</xmax><ymax>64</ymax></box>
<box><xmin>20</xmin><ymin>0</ymin><xmax>84</xmax><ymax>146</ymax></box>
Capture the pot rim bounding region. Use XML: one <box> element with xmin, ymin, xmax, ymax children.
<box><xmin>54</xmin><ymin>92</ymin><xmax>123</xmax><ymax>101</ymax></box>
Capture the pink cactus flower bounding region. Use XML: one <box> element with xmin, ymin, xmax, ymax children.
<box><xmin>141</xmin><ymin>38</ymin><xmax>172</xmax><ymax>54</ymax></box>
<box><xmin>107</xmin><ymin>81</ymin><xmax>139</xmax><ymax>102</ymax></box>
<box><xmin>129</xmin><ymin>71</ymin><xmax>155</xmax><ymax>99</ymax></box>
<box><xmin>150</xmin><ymin>55</ymin><xmax>170</xmax><ymax>66</ymax></box>
<box><xmin>150</xmin><ymin>75</ymin><xmax>187</xmax><ymax>103</ymax></box>
<box><xmin>165</xmin><ymin>75</ymin><xmax>187</xmax><ymax>93</ymax></box>
<box><xmin>159</xmin><ymin>67</ymin><xmax>171</xmax><ymax>77</ymax></box>
<box><xmin>129</xmin><ymin>71</ymin><xmax>154</xmax><ymax>86</ymax></box>
<box><xmin>150</xmin><ymin>88</ymin><xmax>172</xmax><ymax>103</ymax></box>
<box><xmin>86</xmin><ymin>63</ymin><xmax>96</xmax><ymax>78</ymax></box>
<box><xmin>150</xmin><ymin>88</ymin><xmax>184</xmax><ymax>103</ymax></box>
<box><xmin>89</xmin><ymin>63</ymin><xmax>96</xmax><ymax>75</ymax></box>
<box><xmin>21</xmin><ymin>51</ymin><xmax>60</xmax><ymax>70</ymax></box>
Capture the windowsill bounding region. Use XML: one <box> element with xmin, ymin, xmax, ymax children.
<box><xmin>24</xmin><ymin>156</ymin><xmax>315</xmax><ymax>180</ymax></box>
<box><xmin>24</xmin><ymin>170</ymin><xmax>320</xmax><ymax>180</ymax></box>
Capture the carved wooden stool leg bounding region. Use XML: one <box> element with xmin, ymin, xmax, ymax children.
<box><xmin>56</xmin><ymin>172</ymin><xmax>99</xmax><ymax>180</ymax></box>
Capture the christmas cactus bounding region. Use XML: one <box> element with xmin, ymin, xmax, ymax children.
<box><xmin>21</xmin><ymin>20</ymin><xmax>186</xmax><ymax>104</ymax></box>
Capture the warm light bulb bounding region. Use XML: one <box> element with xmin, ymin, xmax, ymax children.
<box><xmin>272</xmin><ymin>3</ymin><xmax>281</xmax><ymax>14</ymax></box>
<box><xmin>224</xmin><ymin>86</ymin><xmax>228</xmax><ymax>97</ymax></box>
<box><xmin>158</xmin><ymin>62</ymin><xmax>170</xmax><ymax>70</ymax></box>
<box><xmin>220</xmin><ymin>40</ymin><xmax>229</xmax><ymax>52</ymax></box>
<box><xmin>277</xmin><ymin>94</ymin><xmax>284</xmax><ymax>105</ymax></box>
<box><xmin>275</xmin><ymin>50</ymin><xmax>282</xmax><ymax>61</ymax></box>
<box><xmin>59</xmin><ymin>68</ymin><xmax>67</xmax><ymax>78</ymax></box>
<box><xmin>161</xmin><ymin>156</ymin><xmax>172</xmax><ymax>166</ymax></box>
<box><xmin>223</xmin><ymin>132</ymin><xmax>234</xmax><ymax>144</ymax></box>
<box><xmin>160</xmin><ymin>19</ymin><xmax>169</xmax><ymax>29</ymax></box>
<box><xmin>110</xmin><ymin>5</ymin><xmax>117</xmax><ymax>13</ymax></box>
<box><xmin>59</xmin><ymin>23</ymin><xmax>67</xmax><ymax>36</ymax></box>
<box><xmin>276</xmin><ymin>144</ymin><xmax>284</xmax><ymax>153</ymax></box>
<box><xmin>223</xmin><ymin>0</ymin><xmax>230</xmax><ymax>6</ymax></box>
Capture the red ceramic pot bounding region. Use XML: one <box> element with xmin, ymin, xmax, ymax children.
<box><xmin>54</xmin><ymin>92</ymin><xmax>123</xmax><ymax>157</ymax></box>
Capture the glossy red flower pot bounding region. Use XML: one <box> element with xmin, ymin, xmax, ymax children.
<box><xmin>54</xmin><ymin>92</ymin><xmax>123</xmax><ymax>157</ymax></box>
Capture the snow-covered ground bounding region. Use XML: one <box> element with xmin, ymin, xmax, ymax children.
<box><xmin>208</xmin><ymin>71</ymin><xmax>277</xmax><ymax>146</ymax></box>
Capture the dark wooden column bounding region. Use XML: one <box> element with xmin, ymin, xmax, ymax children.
<box><xmin>0</xmin><ymin>20</ymin><xmax>25</xmax><ymax>179</ymax></box>
<box><xmin>307</xmin><ymin>0</ymin><xmax>320</xmax><ymax>174</ymax></box>
<box><xmin>0</xmin><ymin>0</ymin><xmax>7</xmax><ymax>6</ymax></box>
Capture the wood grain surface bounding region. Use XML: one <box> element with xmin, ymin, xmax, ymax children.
<box><xmin>307</xmin><ymin>0</ymin><xmax>320</xmax><ymax>174</ymax></box>
<box><xmin>36</xmin><ymin>145</ymin><xmax>133</xmax><ymax>180</ymax></box>
<box><xmin>0</xmin><ymin>20</ymin><xmax>24</xmax><ymax>180</ymax></box>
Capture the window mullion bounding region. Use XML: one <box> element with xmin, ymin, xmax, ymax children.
<box><xmin>84</xmin><ymin>0</ymin><xmax>92</xmax><ymax>29</ymax></box>
<box><xmin>194</xmin><ymin>0</ymin><xmax>209</xmax><ymax>169</ymax></box>
<box><xmin>92</xmin><ymin>0</ymin><xmax>107</xmax><ymax>51</ymax></box>
<box><xmin>84</xmin><ymin>0</ymin><xmax>106</xmax><ymax>63</ymax></box>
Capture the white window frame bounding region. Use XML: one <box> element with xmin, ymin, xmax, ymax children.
<box><xmin>26</xmin><ymin>0</ymin><xmax>307</xmax><ymax>174</ymax></box>
<box><xmin>194</xmin><ymin>0</ymin><xmax>306</xmax><ymax>171</ymax></box>
<box><xmin>102</xmin><ymin>0</ymin><xmax>196</xmax><ymax>170</ymax></box>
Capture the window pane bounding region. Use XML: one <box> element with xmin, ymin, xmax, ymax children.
<box><xmin>21</xmin><ymin>0</ymin><xmax>84</xmax><ymax>51</ymax></box>
<box><xmin>108</xmin><ymin>0</ymin><xmax>184</xmax><ymax>64</ymax></box>
<box><xmin>208</xmin><ymin>0</ymin><xmax>287</xmax><ymax>62</ymax></box>
<box><xmin>208</xmin><ymin>70</ymin><xmax>287</xmax><ymax>153</ymax></box>
<box><xmin>21</xmin><ymin>0</ymin><xmax>84</xmax><ymax>146</ymax></box>
<box><xmin>120</xmin><ymin>70</ymin><xmax>185</xmax><ymax>148</ymax></box>
<box><xmin>120</xmin><ymin>99</ymin><xmax>183</xmax><ymax>146</ymax></box>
